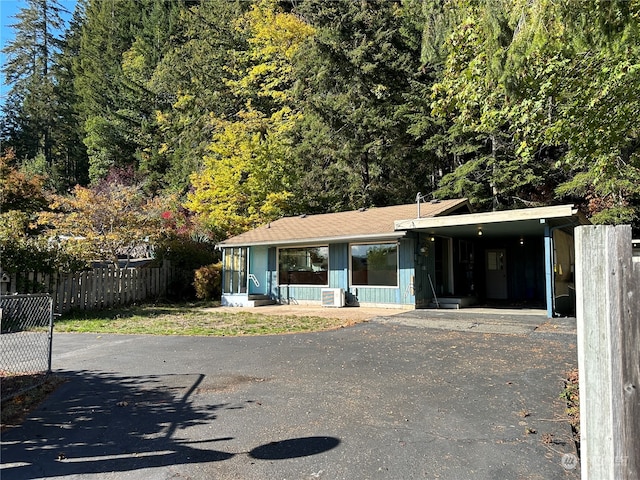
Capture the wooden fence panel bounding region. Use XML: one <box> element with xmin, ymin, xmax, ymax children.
<box><xmin>0</xmin><ymin>261</ymin><xmax>176</xmax><ymax>314</ymax></box>
<box><xmin>575</xmin><ymin>225</ymin><xmax>640</xmax><ymax>480</ymax></box>
<box><xmin>98</xmin><ymin>267</ymin><xmax>105</xmax><ymax>309</ymax></box>
<box><xmin>79</xmin><ymin>272</ymin><xmax>85</xmax><ymax>309</ymax></box>
<box><xmin>87</xmin><ymin>270</ymin><xmax>95</xmax><ymax>309</ymax></box>
<box><xmin>105</xmin><ymin>266</ymin><xmax>114</xmax><ymax>308</ymax></box>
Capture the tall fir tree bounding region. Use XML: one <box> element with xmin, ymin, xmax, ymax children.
<box><xmin>72</xmin><ymin>0</ymin><xmax>141</xmax><ymax>182</ymax></box>
<box><xmin>73</xmin><ymin>0</ymin><xmax>181</xmax><ymax>186</ymax></box>
<box><xmin>1</xmin><ymin>0</ymin><xmax>67</xmax><ymax>186</ymax></box>
<box><xmin>50</xmin><ymin>1</ymin><xmax>90</xmax><ymax>188</ymax></box>
<box><xmin>148</xmin><ymin>0</ymin><xmax>247</xmax><ymax>194</ymax></box>
<box><xmin>290</xmin><ymin>0</ymin><xmax>428</xmax><ymax>212</ymax></box>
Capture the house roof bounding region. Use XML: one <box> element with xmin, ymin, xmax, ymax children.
<box><xmin>218</xmin><ymin>198</ymin><xmax>471</xmax><ymax>247</ymax></box>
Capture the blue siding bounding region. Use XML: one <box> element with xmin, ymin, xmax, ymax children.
<box><xmin>278</xmin><ymin>286</ymin><xmax>322</xmax><ymax>303</ymax></box>
<box><xmin>329</xmin><ymin>244</ymin><xmax>348</xmax><ymax>289</ymax></box>
<box><xmin>399</xmin><ymin>238</ymin><xmax>416</xmax><ymax>305</ymax></box>
<box><xmin>249</xmin><ymin>246</ymin><xmax>269</xmax><ymax>295</ymax></box>
<box><xmin>351</xmin><ymin>238</ymin><xmax>416</xmax><ymax>306</ymax></box>
<box><xmin>267</xmin><ymin>247</ymin><xmax>278</xmax><ymax>299</ymax></box>
<box><xmin>251</xmin><ymin>238</ymin><xmax>417</xmax><ymax>307</ymax></box>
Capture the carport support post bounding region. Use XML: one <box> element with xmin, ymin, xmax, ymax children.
<box><xmin>543</xmin><ymin>223</ymin><xmax>554</xmax><ymax>318</ymax></box>
<box><xmin>575</xmin><ymin>225</ymin><xmax>640</xmax><ymax>480</ymax></box>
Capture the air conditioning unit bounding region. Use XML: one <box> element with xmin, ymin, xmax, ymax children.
<box><xmin>321</xmin><ymin>288</ymin><xmax>345</xmax><ymax>307</ymax></box>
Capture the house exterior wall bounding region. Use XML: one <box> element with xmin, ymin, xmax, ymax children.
<box><xmin>262</xmin><ymin>238</ymin><xmax>417</xmax><ymax>308</ymax></box>
<box><xmin>414</xmin><ymin>233</ymin><xmax>438</xmax><ymax>307</ymax></box>
<box><xmin>248</xmin><ymin>245</ymin><xmax>269</xmax><ymax>295</ymax></box>
<box><xmin>219</xmin><ymin>204</ymin><xmax>583</xmax><ymax>316</ymax></box>
<box><xmin>474</xmin><ymin>236</ymin><xmax>545</xmax><ymax>303</ymax></box>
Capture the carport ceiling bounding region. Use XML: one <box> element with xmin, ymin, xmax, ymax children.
<box><xmin>394</xmin><ymin>204</ymin><xmax>587</xmax><ymax>238</ymax></box>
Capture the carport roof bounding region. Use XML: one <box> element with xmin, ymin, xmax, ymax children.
<box><xmin>394</xmin><ymin>204</ymin><xmax>589</xmax><ymax>238</ymax></box>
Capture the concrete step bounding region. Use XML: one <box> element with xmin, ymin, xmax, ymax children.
<box><xmin>428</xmin><ymin>302</ymin><xmax>460</xmax><ymax>309</ymax></box>
<box><xmin>248</xmin><ymin>294</ymin><xmax>271</xmax><ymax>300</ymax></box>
<box><xmin>428</xmin><ymin>296</ymin><xmax>477</xmax><ymax>309</ymax></box>
<box><xmin>247</xmin><ymin>294</ymin><xmax>276</xmax><ymax>307</ymax></box>
<box><xmin>250</xmin><ymin>299</ymin><xmax>276</xmax><ymax>307</ymax></box>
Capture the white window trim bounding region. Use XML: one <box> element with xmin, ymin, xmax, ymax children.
<box><xmin>349</xmin><ymin>241</ymin><xmax>399</xmax><ymax>288</ymax></box>
<box><xmin>222</xmin><ymin>246</ymin><xmax>248</xmax><ymax>295</ymax></box>
<box><xmin>277</xmin><ymin>244</ymin><xmax>330</xmax><ymax>287</ymax></box>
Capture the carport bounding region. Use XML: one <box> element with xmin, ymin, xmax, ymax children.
<box><xmin>394</xmin><ymin>204</ymin><xmax>590</xmax><ymax>317</ymax></box>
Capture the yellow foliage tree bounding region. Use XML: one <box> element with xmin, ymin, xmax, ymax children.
<box><xmin>185</xmin><ymin>110</ymin><xmax>293</xmax><ymax>238</ymax></box>
<box><xmin>231</xmin><ymin>0</ymin><xmax>316</xmax><ymax>105</ymax></box>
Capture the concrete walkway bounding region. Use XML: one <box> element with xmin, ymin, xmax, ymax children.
<box><xmin>215</xmin><ymin>303</ymin><xmax>577</xmax><ymax>336</ymax></box>
<box><xmin>1</xmin><ymin>315</ymin><xmax>579</xmax><ymax>479</ymax></box>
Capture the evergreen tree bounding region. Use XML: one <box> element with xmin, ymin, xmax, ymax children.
<box><xmin>421</xmin><ymin>1</ymin><xmax>566</xmax><ymax>211</ymax></box>
<box><xmin>50</xmin><ymin>1</ymin><xmax>90</xmax><ymax>188</ymax></box>
<box><xmin>73</xmin><ymin>0</ymin><xmax>179</xmax><ymax>185</ymax></box>
<box><xmin>290</xmin><ymin>0</ymin><xmax>428</xmax><ymax>212</ymax></box>
<box><xmin>149</xmin><ymin>0</ymin><xmax>247</xmax><ymax>194</ymax></box>
<box><xmin>1</xmin><ymin>0</ymin><xmax>67</xmax><ymax>183</ymax></box>
<box><xmin>73</xmin><ymin>0</ymin><xmax>140</xmax><ymax>182</ymax></box>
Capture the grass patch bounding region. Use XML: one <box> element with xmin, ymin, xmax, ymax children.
<box><xmin>55</xmin><ymin>302</ymin><xmax>361</xmax><ymax>336</ymax></box>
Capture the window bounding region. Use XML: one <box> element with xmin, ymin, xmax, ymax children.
<box><xmin>223</xmin><ymin>247</ymin><xmax>247</xmax><ymax>294</ymax></box>
<box><xmin>351</xmin><ymin>243</ymin><xmax>398</xmax><ymax>287</ymax></box>
<box><xmin>278</xmin><ymin>246</ymin><xmax>328</xmax><ymax>285</ymax></box>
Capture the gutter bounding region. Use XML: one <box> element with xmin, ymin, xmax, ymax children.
<box><xmin>216</xmin><ymin>231</ymin><xmax>408</xmax><ymax>249</ymax></box>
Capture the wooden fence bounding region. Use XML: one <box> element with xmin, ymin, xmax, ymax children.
<box><xmin>575</xmin><ymin>225</ymin><xmax>639</xmax><ymax>480</ymax></box>
<box><xmin>0</xmin><ymin>261</ymin><xmax>176</xmax><ymax>314</ymax></box>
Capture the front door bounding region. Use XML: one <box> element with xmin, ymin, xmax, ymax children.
<box><xmin>485</xmin><ymin>249</ymin><xmax>507</xmax><ymax>299</ymax></box>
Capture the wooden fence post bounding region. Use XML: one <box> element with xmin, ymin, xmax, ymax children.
<box><xmin>575</xmin><ymin>225</ymin><xmax>640</xmax><ymax>480</ymax></box>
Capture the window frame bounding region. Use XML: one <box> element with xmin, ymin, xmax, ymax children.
<box><xmin>277</xmin><ymin>244</ymin><xmax>330</xmax><ymax>287</ymax></box>
<box><xmin>222</xmin><ymin>247</ymin><xmax>248</xmax><ymax>294</ymax></box>
<box><xmin>349</xmin><ymin>241</ymin><xmax>399</xmax><ymax>288</ymax></box>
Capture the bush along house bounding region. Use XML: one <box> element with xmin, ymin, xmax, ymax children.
<box><xmin>216</xmin><ymin>197</ymin><xmax>589</xmax><ymax>317</ymax></box>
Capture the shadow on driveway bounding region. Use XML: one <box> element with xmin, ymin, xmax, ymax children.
<box><xmin>1</xmin><ymin>323</ymin><xmax>579</xmax><ymax>479</ymax></box>
<box><xmin>0</xmin><ymin>370</ymin><xmax>339</xmax><ymax>479</ymax></box>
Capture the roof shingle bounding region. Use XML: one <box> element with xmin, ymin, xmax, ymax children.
<box><xmin>218</xmin><ymin>198</ymin><xmax>470</xmax><ymax>247</ymax></box>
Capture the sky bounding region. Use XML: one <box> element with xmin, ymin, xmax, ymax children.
<box><xmin>1</xmin><ymin>0</ymin><xmax>77</xmax><ymax>100</ymax></box>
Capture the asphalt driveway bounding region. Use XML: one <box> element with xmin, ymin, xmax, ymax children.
<box><xmin>1</xmin><ymin>317</ymin><xmax>579</xmax><ymax>479</ymax></box>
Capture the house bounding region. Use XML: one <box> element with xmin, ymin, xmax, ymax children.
<box><xmin>216</xmin><ymin>198</ymin><xmax>589</xmax><ymax>317</ymax></box>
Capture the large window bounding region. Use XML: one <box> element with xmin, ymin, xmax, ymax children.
<box><xmin>278</xmin><ymin>246</ymin><xmax>328</xmax><ymax>285</ymax></box>
<box><xmin>223</xmin><ymin>247</ymin><xmax>247</xmax><ymax>294</ymax></box>
<box><xmin>351</xmin><ymin>243</ymin><xmax>398</xmax><ymax>287</ymax></box>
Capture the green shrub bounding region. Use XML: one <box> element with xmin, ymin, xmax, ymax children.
<box><xmin>193</xmin><ymin>262</ymin><xmax>222</xmax><ymax>300</ymax></box>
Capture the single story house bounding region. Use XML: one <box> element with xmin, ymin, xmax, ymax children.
<box><xmin>216</xmin><ymin>198</ymin><xmax>589</xmax><ymax>317</ymax></box>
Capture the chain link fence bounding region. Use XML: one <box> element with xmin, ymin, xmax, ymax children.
<box><xmin>1</xmin><ymin>295</ymin><xmax>54</xmax><ymax>396</ymax></box>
